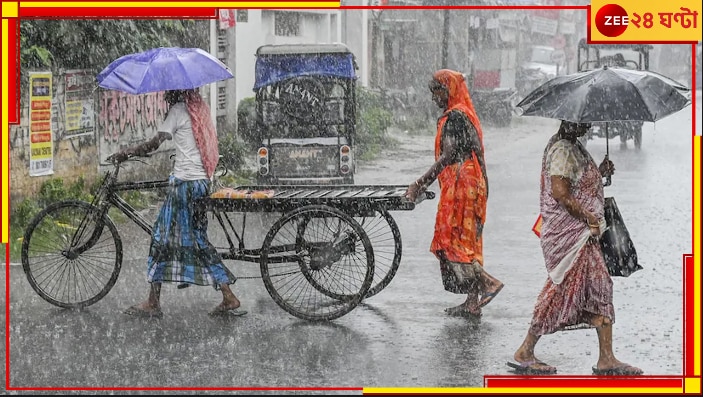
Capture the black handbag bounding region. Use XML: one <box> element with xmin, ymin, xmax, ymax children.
<box><xmin>600</xmin><ymin>197</ymin><xmax>643</xmax><ymax>277</ymax></box>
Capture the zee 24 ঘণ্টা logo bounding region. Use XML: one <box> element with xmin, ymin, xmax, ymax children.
<box><xmin>592</xmin><ymin>1</ymin><xmax>700</xmax><ymax>41</ymax></box>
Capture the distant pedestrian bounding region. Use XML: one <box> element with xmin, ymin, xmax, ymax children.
<box><xmin>508</xmin><ymin>121</ymin><xmax>642</xmax><ymax>375</ymax></box>
<box><xmin>405</xmin><ymin>69</ymin><xmax>503</xmax><ymax>318</ymax></box>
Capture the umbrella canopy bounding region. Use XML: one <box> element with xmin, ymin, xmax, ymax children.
<box><xmin>96</xmin><ymin>47</ymin><xmax>234</xmax><ymax>95</ymax></box>
<box><xmin>515</xmin><ymin>66</ymin><xmax>691</xmax><ymax>123</ymax></box>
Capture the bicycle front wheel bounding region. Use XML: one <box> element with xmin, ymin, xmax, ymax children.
<box><xmin>21</xmin><ymin>200</ymin><xmax>123</xmax><ymax>309</ymax></box>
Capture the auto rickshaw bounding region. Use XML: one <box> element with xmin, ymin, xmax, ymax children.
<box><xmin>252</xmin><ymin>43</ymin><xmax>358</xmax><ymax>185</ymax></box>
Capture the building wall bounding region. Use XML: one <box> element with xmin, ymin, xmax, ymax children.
<box><xmin>341</xmin><ymin>4</ymin><xmax>368</xmax><ymax>86</ymax></box>
<box><xmin>10</xmin><ymin>70</ymin><xmax>174</xmax><ymax>208</ymax></box>
<box><xmin>10</xmin><ymin>71</ymin><xmax>99</xmax><ymax>207</ymax></box>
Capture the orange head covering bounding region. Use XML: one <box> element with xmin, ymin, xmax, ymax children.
<box><xmin>431</xmin><ymin>69</ymin><xmax>484</xmax><ymax>149</ymax></box>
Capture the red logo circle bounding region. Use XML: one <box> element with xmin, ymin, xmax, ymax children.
<box><xmin>595</xmin><ymin>4</ymin><xmax>629</xmax><ymax>37</ymax></box>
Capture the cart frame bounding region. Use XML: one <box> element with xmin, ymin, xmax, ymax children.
<box><xmin>21</xmin><ymin>159</ymin><xmax>432</xmax><ymax>321</ymax></box>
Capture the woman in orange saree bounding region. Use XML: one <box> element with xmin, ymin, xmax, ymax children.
<box><xmin>405</xmin><ymin>69</ymin><xmax>503</xmax><ymax>318</ymax></box>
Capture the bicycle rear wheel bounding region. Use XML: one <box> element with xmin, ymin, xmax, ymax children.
<box><xmin>21</xmin><ymin>200</ymin><xmax>123</xmax><ymax>309</ymax></box>
<box><xmin>260</xmin><ymin>205</ymin><xmax>374</xmax><ymax>321</ymax></box>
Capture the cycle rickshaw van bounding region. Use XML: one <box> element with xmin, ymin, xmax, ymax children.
<box><xmin>253</xmin><ymin>43</ymin><xmax>358</xmax><ymax>185</ymax></box>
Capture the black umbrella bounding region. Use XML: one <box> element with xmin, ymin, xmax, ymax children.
<box><xmin>516</xmin><ymin>66</ymin><xmax>691</xmax><ymax>185</ymax></box>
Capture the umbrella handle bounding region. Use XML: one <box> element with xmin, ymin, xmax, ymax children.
<box><xmin>602</xmin><ymin>152</ymin><xmax>611</xmax><ymax>187</ymax></box>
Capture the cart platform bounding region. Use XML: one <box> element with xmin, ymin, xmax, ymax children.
<box><xmin>197</xmin><ymin>184</ymin><xmax>432</xmax><ymax>216</ymax></box>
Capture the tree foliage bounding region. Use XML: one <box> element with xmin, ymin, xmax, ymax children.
<box><xmin>19</xmin><ymin>19</ymin><xmax>209</xmax><ymax>96</ymax></box>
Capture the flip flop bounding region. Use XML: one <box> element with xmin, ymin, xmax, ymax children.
<box><xmin>478</xmin><ymin>283</ymin><xmax>504</xmax><ymax>309</ymax></box>
<box><xmin>208</xmin><ymin>307</ymin><xmax>248</xmax><ymax>317</ymax></box>
<box><xmin>592</xmin><ymin>364</ymin><xmax>643</xmax><ymax>376</ymax></box>
<box><xmin>123</xmin><ymin>305</ymin><xmax>163</xmax><ymax>319</ymax></box>
<box><xmin>506</xmin><ymin>360</ymin><xmax>557</xmax><ymax>375</ymax></box>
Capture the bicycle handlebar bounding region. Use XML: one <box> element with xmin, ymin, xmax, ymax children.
<box><xmin>102</xmin><ymin>153</ymin><xmax>152</xmax><ymax>167</ymax></box>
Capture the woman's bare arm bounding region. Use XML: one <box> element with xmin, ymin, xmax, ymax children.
<box><xmin>405</xmin><ymin>134</ymin><xmax>457</xmax><ymax>202</ymax></box>
<box><xmin>416</xmin><ymin>133</ymin><xmax>457</xmax><ymax>188</ymax></box>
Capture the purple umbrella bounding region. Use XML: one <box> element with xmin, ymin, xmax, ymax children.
<box><xmin>96</xmin><ymin>47</ymin><xmax>234</xmax><ymax>95</ymax></box>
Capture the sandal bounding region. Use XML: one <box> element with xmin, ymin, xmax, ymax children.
<box><xmin>507</xmin><ymin>360</ymin><xmax>557</xmax><ymax>375</ymax></box>
<box><xmin>208</xmin><ymin>306</ymin><xmax>248</xmax><ymax>317</ymax></box>
<box><xmin>592</xmin><ymin>364</ymin><xmax>643</xmax><ymax>376</ymax></box>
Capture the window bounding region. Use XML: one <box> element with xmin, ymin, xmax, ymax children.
<box><xmin>275</xmin><ymin>12</ymin><xmax>300</xmax><ymax>36</ymax></box>
<box><xmin>218</xmin><ymin>86</ymin><xmax>227</xmax><ymax>110</ymax></box>
<box><xmin>237</xmin><ymin>10</ymin><xmax>248</xmax><ymax>23</ymax></box>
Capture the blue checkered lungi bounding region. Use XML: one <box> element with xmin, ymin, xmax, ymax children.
<box><xmin>146</xmin><ymin>175</ymin><xmax>235</xmax><ymax>286</ymax></box>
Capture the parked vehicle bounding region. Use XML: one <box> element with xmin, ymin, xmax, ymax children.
<box><xmin>466</xmin><ymin>14</ymin><xmax>519</xmax><ymax>127</ymax></box>
<box><xmin>516</xmin><ymin>65</ymin><xmax>549</xmax><ymax>100</ymax></box>
<box><xmin>252</xmin><ymin>44</ymin><xmax>358</xmax><ymax>184</ymax></box>
<box><xmin>576</xmin><ymin>39</ymin><xmax>654</xmax><ymax>148</ymax></box>
<box><xmin>522</xmin><ymin>45</ymin><xmax>566</xmax><ymax>79</ymax></box>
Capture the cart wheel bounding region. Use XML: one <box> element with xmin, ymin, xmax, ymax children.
<box><xmin>299</xmin><ymin>210</ymin><xmax>401</xmax><ymax>300</ymax></box>
<box><xmin>21</xmin><ymin>200</ymin><xmax>123</xmax><ymax>309</ymax></box>
<box><xmin>260</xmin><ymin>205</ymin><xmax>374</xmax><ymax>321</ymax></box>
<box><xmin>354</xmin><ymin>210</ymin><xmax>402</xmax><ymax>298</ymax></box>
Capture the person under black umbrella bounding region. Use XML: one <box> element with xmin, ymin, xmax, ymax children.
<box><xmin>507</xmin><ymin>121</ymin><xmax>643</xmax><ymax>376</ymax></box>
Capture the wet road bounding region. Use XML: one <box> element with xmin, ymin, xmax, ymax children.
<box><xmin>2</xmin><ymin>94</ymin><xmax>696</xmax><ymax>392</ymax></box>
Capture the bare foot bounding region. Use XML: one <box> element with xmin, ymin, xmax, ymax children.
<box><xmin>594</xmin><ymin>359</ymin><xmax>643</xmax><ymax>374</ymax></box>
<box><xmin>209</xmin><ymin>298</ymin><xmax>246</xmax><ymax>317</ymax></box>
<box><xmin>478</xmin><ymin>282</ymin><xmax>504</xmax><ymax>308</ymax></box>
<box><xmin>124</xmin><ymin>302</ymin><xmax>163</xmax><ymax>318</ymax></box>
<box><xmin>130</xmin><ymin>301</ymin><xmax>160</xmax><ymax>312</ymax></box>
<box><xmin>514</xmin><ymin>350</ymin><xmax>536</xmax><ymax>364</ymax></box>
<box><xmin>445</xmin><ymin>304</ymin><xmax>482</xmax><ymax>318</ymax></box>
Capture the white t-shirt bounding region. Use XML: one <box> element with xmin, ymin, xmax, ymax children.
<box><xmin>158</xmin><ymin>102</ymin><xmax>207</xmax><ymax>181</ymax></box>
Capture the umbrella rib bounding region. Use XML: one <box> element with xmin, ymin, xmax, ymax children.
<box><xmin>636</xmin><ymin>82</ymin><xmax>681</xmax><ymax>121</ymax></box>
<box><xmin>133</xmin><ymin>61</ymin><xmax>153</xmax><ymax>95</ymax></box>
<box><xmin>176</xmin><ymin>57</ymin><xmax>194</xmax><ymax>89</ymax></box>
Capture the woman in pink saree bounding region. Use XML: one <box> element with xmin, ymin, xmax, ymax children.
<box><xmin>509</xmin><ymin>121</ymin><xmax>643</xmax><ymax>375</ymax></box>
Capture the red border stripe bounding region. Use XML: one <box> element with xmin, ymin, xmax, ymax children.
<box><xmin>685</xmin><ymin>255</ymin><xmax>694</xmax><ymax>376</ymax></box>
<box><xmin>5</xmin><ymin>2</ymin><xmax>699</xmax><ymax>392</ymax></box>
<box><xmin>19</xmin><ymin>7</ymin><xmax>218</xmax><ymax>18</ymax></box>
<box><xmin>484</xmin><ymin>376</ymin><xmax>683</xmax><ymax>388</ymax></box>
<box><xmin>7</xmin><ymin>18</ymin><xmax>19</xmax><ymax>124</ymax></box>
